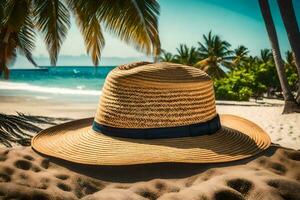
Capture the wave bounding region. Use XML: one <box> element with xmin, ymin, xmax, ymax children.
<box><xmin>0</xmin><ymin>81</ymin><xmax>100</xmax><ymax>96</ymax></box>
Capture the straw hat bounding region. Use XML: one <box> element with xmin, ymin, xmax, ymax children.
<box><xmin>32</xmin><ymin>62</ymin><xmax>271</xmax><ymax>165</ymax></box>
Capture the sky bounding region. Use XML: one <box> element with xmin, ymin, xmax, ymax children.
<box><xmin>15</xmin><ymin>0</ymin><xmax>300</xmax><ymax>67</ymax></box>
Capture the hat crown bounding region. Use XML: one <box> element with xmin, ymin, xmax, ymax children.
<box><xmin>94</xmin><ymin>62</ymin><xmax>217</xmax><ymax>128</ymax></box>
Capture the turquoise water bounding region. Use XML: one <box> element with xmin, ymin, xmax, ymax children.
<box><xmin>0</xmin><ymin>66</ymin><xmax>115</xmax><ymax>101</ymax></box>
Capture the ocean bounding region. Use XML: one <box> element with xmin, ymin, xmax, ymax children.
<box><xmin>0</xmin><ymin>66</ymin><xmax>115</xmax><ymax>102</ymax></box>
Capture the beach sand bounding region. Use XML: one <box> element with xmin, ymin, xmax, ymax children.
<box><xmin>0</xmin><ymin>96</ymin><xmax>300</xmax><ymax>199</ymax></box>
<box><xmin>1</xmin><ymin>95</ymin><xmax>299</xmax><ymax>149</ymax></box>
<box><xmin>0</xmin><ymin>146</ymin><xmax>300</xmax><ymax>199</ymax></box>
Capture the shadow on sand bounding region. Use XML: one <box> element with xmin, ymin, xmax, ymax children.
<box><xmin>33</xmin><ymin>145</ymin><xmax>281</xmax><ymax>183</ymax></box>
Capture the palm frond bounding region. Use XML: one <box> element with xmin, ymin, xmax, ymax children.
<box><xmin>230</xmin><ymin>45</ymin><xmax>249</xmax><ymax>66</ymax></box>
<box><xmin>0</xmin><ymin>113</ymin><xmax>71</xmax><ymax>147</ymax></box>
<box><xmin>260</xmin><ymin>48</ymin><xmax>273</xmax><ymax>63</ymax></box>
<box><xmin>194</xmin><ymin>57</ymin><xmax>211</xmax><ymax>67</ymax></box>
<box><xmin>285</xmin><ymin>50</ymin><xmax>295</xmax><ymax>66</ymax></box>
<box><xmin>3</xmin><ymin>0</ymin><xmax>30</xmax><ymax>31</ymax></box>
<box><xmin>159</xmin><ymin>49</ymin><xmax>174</xmax><ymax>62</ymax></box>
<box><xmin>1</xmin><ymin>0</ymin><xmax>31</xmax><ymax>66</ymax></box>
<box><xmin>16</xmin><ymin>112</ymin><xmax>70</xmax><ymax>125</ymax></box>
<box><xmin>196</xmin><ymin>31</ymin><xmax>233</xmax><ymax>78</ymax></box>
<box><xmin>202</xmin><ymin>63</ymin><xmax>226</xmax><ymax>79</ymax></box>
<box><xmin>0</xmin><ymin>0</ymin><xmax>36</xmax><ymax>75</ymax></box>
<box><xmin>0</xmin><ymin>1</ymin><xmax>4</xmax><ymax>27</ymax></box>
<box><xmin>234</xmin><ymin>45</ymin><xmax>249</xmax><ymax>57</ymax></box>
<box><xmin>221</xmin><ymin>60</ymin><xmax>234</xmax><ymax>69</ymax></box>
<box><xmin>17</xmin><ymin>13</ymin><xmax>37</xmax><ymax>67</ymax></box>
<box><xmin>173</xmin><ymin>44</ymin><xmax>198</xmax><ymax>65</ymax></box>
<box><xmin>33</xmin><ymin>0</ymin><xmax>71</xmax><ymax>65</ymax></box>
<box><xmin>194</xmin><ymin>57</ymin><xmax>226</xmax><ymax>79</ymax></box>
<box><xmin>92</xmin><ymin>0</ymin><xmax>160</xmax><ymax>57</ymax></box>
<box><xmin>67</xmin><ymin>0</ymin><xmax>104</xmax><ymax>66</ymax></box>
<box><xmin>0</xmin><ymin>113</ymin><xmax>40</xmax><ymax>147</ymax></box>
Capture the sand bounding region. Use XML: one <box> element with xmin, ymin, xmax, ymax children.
<box><xmin>0</xmin><ymin>146</ymin><xmax>300</xmax><ymax>199</ymax></box>
<box><xmin>217</xmin><ymin>105</ymin><xmax>300</xmax><ymax>149</ymax></box>
<box><xmin>1</xmin><ymin>95</ymin><xmax>299</xmax><ymax>149</ymax></box>
<box><xmin>0</xmin><ymin>95</ymin><xmax>300</xmax><ymax>199</ymax></box>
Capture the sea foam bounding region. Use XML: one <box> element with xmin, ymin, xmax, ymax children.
<box><xmin>0</xmin><ymin>81</ymin><xmax>100</xmax><ymax>96</ymax></box>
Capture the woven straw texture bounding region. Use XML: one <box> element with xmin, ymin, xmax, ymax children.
<box><xmin>31</xmin><ymin>62</ymin><xmax>271</xmax><ymax>165</ymax></box>
<box><xmin>31</xmin><ymin>115</ymin><xmax>270</xmax><ymax>165</ymax></box>
<box><xmin>95</xmin><ymin>62</ymin><xmax>216</xmax><ymax>128</ymax></box>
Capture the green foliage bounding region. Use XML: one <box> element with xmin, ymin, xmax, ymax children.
<box><xmin>260</xmin><ymin>48</ymin><xmax>273</xmax><ymax>63</ymax></box>
<box><xmin>214</xmin><ymin>69</ymin><xmax>264</xmax><ymax>101</ymax></box>
<box><xmin>285</xmin><ymin>51</ymin><xmax>299</xmax><ymax>91</ymax></box>
<box><xmin>160</xmin><ymin>34</ymin><xmax>299</xmax><ymax>101</ymax></box>
<box><xmin>213</xmin><ymin>51</ymin><xmax>299</xmax><ymax>101</ymax></box>
<box><xmin>254</xmin><ymin>63</ymin><xmax>279</xmax><ymax>90</ymax></box>
<box><xmin>160</xmin><ymin>33</ymin><xmax>299</xmax><ymax>101</ymax></box>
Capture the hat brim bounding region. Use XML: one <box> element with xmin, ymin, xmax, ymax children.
<box><xmin>31</xmin><ymin>114</ymin><xmax>271</xmax><ymax>165</ymax></box>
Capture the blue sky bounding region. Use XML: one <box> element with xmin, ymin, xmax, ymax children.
<box><xmin>16</xmin><ymin>0</ymin><xmax>300</xmax><ymax>67</ymax></box>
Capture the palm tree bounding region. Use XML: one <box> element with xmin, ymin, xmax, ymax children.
<box><xmin>0</xmin><ymin>0</ymin><xmax>37</xmax><ymax>79</ymax></box>
<box><xmin>194</xmin><ymin>31</ymin><xmax>233</xmax><ymax>79</ymax></box>
<box><xmin>277</xmin><ymin>0</ymin><xmax>300</xmax><ymax>103</ymax></box>
<box><xmin>232</xmin><ymin>45</ymin><xmax>249</xmax><ymax>66</ymax></box>
<box><xmin>285</xmin><ymin>51</ymin><xmax>296</xmax><ymax>68</ymax></box>
<box><xmin>0</xmin><ymin>0</ymin><xmax>161</xmax><ymax>79</ymax></box>
<box><xmin>260</xmin><ymin>49</ymin><xmax>273</xmax><ymax>64</ymax></box>
<box><xmin>173</xmin><ymin>44</ymin><xmax>199</xmax><ymax>66</ymax></box>
<box><xmin>159</xmin><ymin>50</ymin><xmax>175</xmax><ymax>62</ymax></box>
<box><xmin>259</xmin><ymin>0</ymin><xmax>299</xmax><ymax>113</ymax></box>
<box><xmin>243</xmin><ymin>56</ymin><xmax>260</xmax><ymax>71</ymax></box>
<box><xmin>285</xmin><ymin>50</ymin><xmax>299</xmax><ymax>91</ymax></box>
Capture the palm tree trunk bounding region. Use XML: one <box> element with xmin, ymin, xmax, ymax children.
<box><xmin>0</xmin><ymin>29</ymin><xmax>11</xmax><ymax>79</ymax></box>
<box><xmin>258</xmin><ymin>0</ymin><xmax>299</xmax><ymax>113</ymax></box>
<box><xmin>0</xmin><ymin>47</ymin><xmax>9</xmax><ymax>79</ymax></box>
<box><xmin>0</xmin><ymin>42</ymin><xmax>10</xmax><ymax>79</ymax></box>
<box><xmin>277</xmin><ymin>0</ymin><xmax>300</xmax><ymax>104</ymax></box>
